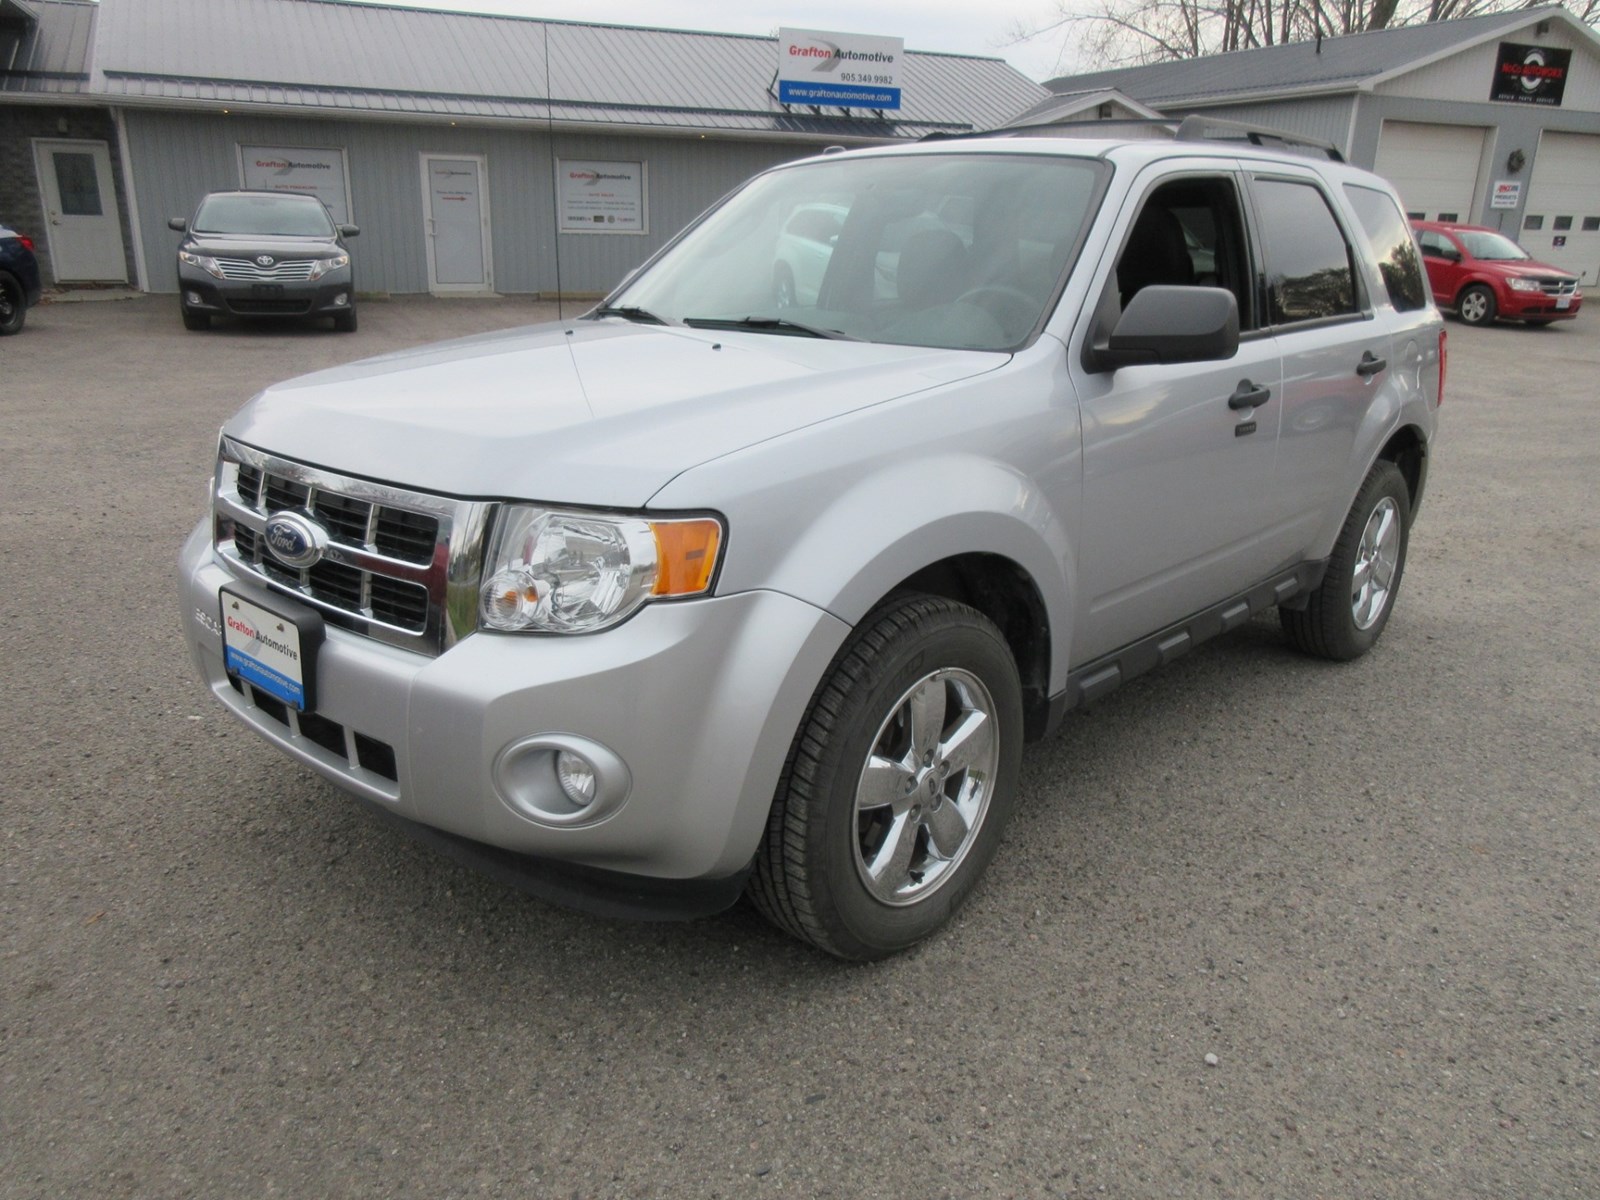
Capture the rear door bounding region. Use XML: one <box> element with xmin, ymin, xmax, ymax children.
<box><xmin>1243</xmin><ymin>168</ymin><xmax>1406</xmax><ymax>561</ymax></box>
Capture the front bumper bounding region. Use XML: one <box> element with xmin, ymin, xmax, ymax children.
<box><xmin>1498</xmin><ymin>288</ymin><xmax>1582</xmax><ymax>320</ymax></box>
<box><xmin>179</xmin><ymin>522</ymin><xmax>849</xmax><ymax>897</ymax></box>
<box><xmin>178</xmin><ymin>265</ymin><xmax>354</xmax><ymax>318</ymax></box>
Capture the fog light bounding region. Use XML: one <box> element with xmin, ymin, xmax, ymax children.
<box><xmin>334</xmin><ymin>293</ymin><xmax>349</xmax><ymax>306</ymax></box>
<box><xmin>186</xmin><ymin>291</ymin><xmax>202</xmax><ymax>305</ymax></box>
<box><xmin>556</xmin><ymin>751</ymin><xmax>597</xmax><ymax>807</ymax></box>
<box><xmin>492</xmin><ymin>734</ymin><xmax>631</xmax><ymax>826</ymax></box>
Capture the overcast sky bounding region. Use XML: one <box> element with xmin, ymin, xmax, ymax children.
<box><xmin>354</xmin><ymin>0</ymin><xmax>1076</xmax><ymax>82</ymax></box>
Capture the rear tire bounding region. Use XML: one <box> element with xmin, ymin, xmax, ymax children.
<box><xmin>1281</xmin><ymin>460</ymin><xmax>1411</xmax><ymax>661</ymax></box>
<box><xmin>750</xmin><ymin>595</ymin><xmax>1023</xmax><ymax>960</ymax></box>
<box><xmin>1456</xmin><ymin>284</ymin><xmax>1495</xmax><ymax>326</ymax></box>
<box><xmin>0</xmin><ymin>273</ymin><xmax>25</xmax><ymax>335</ymax></box>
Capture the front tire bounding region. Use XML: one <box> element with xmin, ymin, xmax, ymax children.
<box><xmin>332</xmin><ymin>308</ymin><xmax>357</xmax><ymax>333</ymax></box>
<box><xmin>773</xmin><ymin>264</ymin><xmax>796</xmax><ymax>309</ymax></box>
<box><xmin>1281</xmin><ymin>460</ymin><xmax>1411</xmax><ymax>661</ymax></box>
<box><xmin>1456</xmin><ymin>284</ymin><xmax>1496</xmax><ymax>326</ymax></box>
<box><xmin>181</xmin><ymin>307</ymin><xmax>210</xmax><ymax>331</ymax></box>
<box><xmin>750</xmin><ymin>596</ymin><xmax>1023</xmax><ymax>960</ymax></box>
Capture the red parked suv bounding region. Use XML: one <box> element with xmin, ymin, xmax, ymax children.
<box><xmin>1412</xmin><ymin>220</ymin><xmax>1582</xmax><ymax>327</ymax></box>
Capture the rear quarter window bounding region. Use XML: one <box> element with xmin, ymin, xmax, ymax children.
<box><xmin>1343</xmin><ymin>185</ymin><xmax>1429</xmax><ymax>312</ymax></box>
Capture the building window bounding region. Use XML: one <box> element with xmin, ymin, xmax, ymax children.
<box><xmin>1553</xmin><ymin>215</ymin><xmax>1573</xmax><ymax>231</ymax></box>
<box><xmin>1583</xmin><ymin>217</ymin><xmax>1600</xmax><ymax>232</ymax></box>
<box><xmin>1524</xmin><ymin>214</ymin><xmax>1544</xmax><ymax>230</ymax></box>
<box><xmin>1437</xmin><ymin>212</ymin><xmax>1459</xmax><ymax>222</ymax></box>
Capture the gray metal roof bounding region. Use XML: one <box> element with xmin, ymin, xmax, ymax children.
<box><xmin>0</xmin><ymin>0</ymin><xmax>94</xmax><ymax>98</ymax></box>
<box><xmin>1042</xmin><ymin>5</ymin><xmax>1575</xmax><ymax>106</ymax></box>
<box><xmin>88</xmin><ymin>0</ymin><xmax>1047</xmax><ymax>138</ymax></box>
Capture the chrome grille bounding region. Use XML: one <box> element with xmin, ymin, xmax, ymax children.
<box><xmin>216</xmin><ymin>439</ymin><xmax>491</xmax><ymax>655</ymax></box>
<box><xmin>214</xmin><ymin>256</ymin><xmax>317</xmax><ymax>281</ymax></box>
<box><xmin>1536</xmin><ymin>278</ymin><xmax>1579</xmax><ymax>297</ymax></box>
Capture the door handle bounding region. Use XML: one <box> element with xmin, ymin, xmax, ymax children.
<box><xmin>1356</xmin><ymin>351</ymin><xmax>1388</xmax><ymax>378</ymax></box>
<box><xmin>1228</xmin><ymin>380</ymin><xmax>1272</xmax><ymax>410</ymax></box>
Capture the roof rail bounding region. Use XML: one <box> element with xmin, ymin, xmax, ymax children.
<box><xmin>1173</xmin><ymin>114</ymin><xmax>1344</xmax><ymax>161</ymax></box>
<box><xmin>926</xmin><ymin>114</ymin><xmax>1344</xmax><ymax>162</ymax></box>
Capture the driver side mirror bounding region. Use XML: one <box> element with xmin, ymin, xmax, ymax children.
<box><xmin>168</xmin><ymin>217</ymin><xmax>188</xmax><ymax>232</ymax></box>
<box><xmin>339</xmin><ymin>224</ymin><xmax>361</xmax><ymax>238</ymax></box>
<box><xmin>1084</xmin><ymin>285</ymin><xmax>1240</xmax><ymax>373</ymax></box>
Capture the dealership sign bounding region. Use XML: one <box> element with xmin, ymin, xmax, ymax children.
<box><xmin>238</xmin><ymin>145</ymin><xmax>352</xmax><ymax>224</ymax></box>
<box><xmin>1490</xmin><ymin>42</ymin><xmax>1571</xmax><ymax>106</ymax></box>
<box><xmin>778</xmin><ymin>27</ymin><xmax>903</xmax><ymax>110</ymax></box>
<box><xmin>558</xmin><ymin>160</ymin><xmax>646</xmax><ymax>234</ymax></box>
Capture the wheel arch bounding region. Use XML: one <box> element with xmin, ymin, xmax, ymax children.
<box><xmin>1376</xmin><ymin>423</ymin><xmax>1429</xmax><ymax>514</ymax></box>
<box><xmin>886</xmin><ymin>552</ymin><xmax>1055</xmax><ymax>741</ymax></box>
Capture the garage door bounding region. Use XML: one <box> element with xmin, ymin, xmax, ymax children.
<box><xmin>1373</xmin><ymin>121</ymin><xmax>1489</xmax><ymax>222</ymax></box>
<box><xmin>1521</xmin><ymin>131</ymin><xmax>1600</xmax><ymax>285</ymax></box>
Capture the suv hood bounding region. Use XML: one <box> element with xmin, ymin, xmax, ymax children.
<box><xmin>184</xmin><ymin>233</ymin><xmax>341</xmax><ymax>256</ymax></box>
<box><xmin>1497</xmin><ymin>261</ymin><xmax>1578</xmax><ymax>281</ymax></box>
<box><xmin>224</xmin><ymin>320</ymin><xmax>1006</xmax><ymax>507</ymax></box>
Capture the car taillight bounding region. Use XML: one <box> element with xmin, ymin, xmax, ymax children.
<box><xmin>1437</xmin><ymin>329</ymin><xmax>1446</xmax><ymax>407</ymax></box>
<box><xmin>18</xmin><ymin>235</ymin><xmax>34</xmax><ymax>253</ymax></box>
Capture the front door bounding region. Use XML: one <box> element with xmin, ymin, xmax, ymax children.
<box><xmin>421</xmin><ymin>154</ymin><xmax>491</xmax><ymax>292</ymax></box>
<box><xmin>32</xmin><ymin>139</ymin><xmax>128</xmax><ymax>283</ymax></box>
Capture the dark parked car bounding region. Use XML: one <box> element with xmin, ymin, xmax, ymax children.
<box><xmin>170</xmin><ymin>191</ymin><xmax>359</xmax><ymax>332</ymax></box>
<box><xmin>1</xmin><ymin>223</ymin><xmax>44</xmax><ymax>335</ymax></box>
<box><xmin>1412</xmin><ymin>219</ymin><xmax>1582</xmax><ymax>327</ymax></box>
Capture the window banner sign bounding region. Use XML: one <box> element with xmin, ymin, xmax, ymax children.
<box><xmin>238</xmin><ymin>146</ymin><xmax>352</xmax><ymax>223</ymax></box>
<box><xmin>778</xmin><ymin>28</ymin><xmax>903</xmax><ymax>111</ymax></box>
<box><xmin>1490</xmin><ymin>42</ymin><xmax>1571</xmax><ymax>106</ymax></box>
<box><xmin>558</xmin><ymin>160</ymin><xmax>646</xmax><ymax>234</ymax></box>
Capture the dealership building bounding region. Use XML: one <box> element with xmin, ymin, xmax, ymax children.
<box><xmin>0</xmin><ymin>0</ymin><xmax>1045</xmax><ymax>294</ymax></box>
<box><xmin>1021</xmin><ymin>4</ymin><xmax>1600</xmax><ymax>283</ymax></box>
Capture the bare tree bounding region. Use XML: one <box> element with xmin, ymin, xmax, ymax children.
<box><xmin>1012</xmin><ymin>0</ymin><xmax>1597</xmax><ymax>71</ymax></box>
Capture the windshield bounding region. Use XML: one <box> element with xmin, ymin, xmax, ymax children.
<box><xmin>194</xmin><ymin>194</ymin><xmax>336</xmax><ymax>238</ymax></box>
<box><xmin>612</xmin><ymin>152</ymin><xmax>1103</xmax><ymax>351</ymax></box>
<box><xmin>1456</xmin><ymin>230</ymin><xmax>1531</xmax><ymax>262</ymax></box>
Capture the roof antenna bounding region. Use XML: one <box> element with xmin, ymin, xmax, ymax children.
<box><xmin>544</xmin><ymin>22</ymin><xmax>565</xmax><ymax>321</ymax></box>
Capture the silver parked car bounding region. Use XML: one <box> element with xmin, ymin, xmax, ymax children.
<box><xmin>178</xmin><ymin>119</ymin><xmax>1442</xmax><ymax>959</ymax></box>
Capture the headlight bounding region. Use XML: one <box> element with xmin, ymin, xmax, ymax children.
<box><xmin>479</xmin><ymin>507</ymin><xmax>724</xmax><ymax>634</ymax></box>
<box><xmin>1507</xmin><ymin>278</ymin><xmax>1542</xmax><ymax>293</ymax></box>
<box><xmin>308</xmin><ymin>253</ymin><xmax>350</xmax><ymax>280</ymax></box>
<box><xmin>178</xmin><ymin>250</ymin><xmax>225</xmax><ymax>280</ymax></box>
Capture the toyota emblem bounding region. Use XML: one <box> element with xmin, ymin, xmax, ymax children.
<box><xmin>255</xmin><ymin>254</ymin><xmax>275</xmax><ymax>267</ymax></box>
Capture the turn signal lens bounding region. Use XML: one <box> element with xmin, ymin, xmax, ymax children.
<box><xmin>650</xmin><ymin>519</ymin><xmax>722</xmax><ymax>596</ymax></box>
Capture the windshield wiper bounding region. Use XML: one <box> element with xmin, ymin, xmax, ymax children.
<box><xmin>591</xmin><ymin>305</ymin><xmax>672</xmax><ymax>325</ymax></box>
<box><xmin>682</xmin><ymin>316</ymin><xmax>859</xmax><ymax>341</ymax></box>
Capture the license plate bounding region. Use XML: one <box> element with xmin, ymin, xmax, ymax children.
<box><xmin>221</xmin><ymin>589</ymin><xmax>313</xmax><ymax>710</ymax></box>
<box><xmin>252</xmin><ymin>283</ymin><xmax>285</xmax><ymax>297</ymax></box>
<box><xmin>1556</xmin><ymin>295</ymin><xmax>1571</xmax><ymax>310</ymax></box>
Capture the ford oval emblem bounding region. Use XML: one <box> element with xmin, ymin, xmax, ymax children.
<box><xmin>263</xmin><ymin>511</ymin><xmax>329</xmax><ymax>569</ymax></box>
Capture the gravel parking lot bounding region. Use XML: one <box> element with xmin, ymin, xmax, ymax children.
<box><xmin>3</xmin><ymin>294</ymin><xmax>1597</xmax><ymax>1199</ymax></box>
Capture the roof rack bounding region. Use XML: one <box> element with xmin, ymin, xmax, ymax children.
<box><xmin>926</xmin><ymin>114</ymin><xmax>1344</xmax><ymax>162</ymax></box>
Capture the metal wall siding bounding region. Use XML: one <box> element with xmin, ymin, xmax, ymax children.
<box><xmin>124</xmin><ymin>109</ymin><xmax>814</xmax><ymax>297</ymax></box>
<box><xmin>1179</xmin><ymin>97</ymin><xmax>1357</xmax><ymax>150</ymax></box>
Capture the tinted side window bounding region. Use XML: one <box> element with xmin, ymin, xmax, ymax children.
<box><xmin>1252</xmin><ymin>178</ymin><xmax>1358</xmax><ymax>325</ymax></box>
<box><xmin>1417</xmin><ymin>230</ymin><xmax>1453</xmax><ymax>258</ymax></box>
<box><xmin>1343</xmin><ymin>184</ymin><xmax>1428</xmax><ymax>312</ymax></box>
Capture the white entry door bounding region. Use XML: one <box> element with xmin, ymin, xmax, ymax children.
<box><xmin>32</xmin><ymin>139</ymin><xmax>128</xmax><ymax>282</ymax></box>
<box><xmin>421</xmin><ymin>154</ymin><xmax>492</xmax><ymax>292</ymax></box>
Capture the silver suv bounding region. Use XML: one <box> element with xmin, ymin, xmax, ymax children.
<box><xmin>178</xmin><ymin>119</ymin><xmax>1443</xmax><ymax>959</ymax></box>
